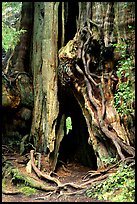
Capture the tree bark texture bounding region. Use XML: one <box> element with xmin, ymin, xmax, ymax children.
<box><xmin>30</xmin><ymin>3</ymin><xmax>60</xmax><ymax>158</ymax></box>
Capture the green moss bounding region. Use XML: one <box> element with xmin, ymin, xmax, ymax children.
<box><xmin>20</xmin><ymin>186</ymin><xmax>37</xmax><ymax>196</ymax></box>
<box><xmin>2</xmin><ymin>179</ymin><xmax>7</xmax><ymax>189</ymax></box>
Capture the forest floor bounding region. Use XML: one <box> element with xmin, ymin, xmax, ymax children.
<box><xmin>2</xmin><ymin>151</ymin><xmax>111</xmax><ymax>202</ymax></box>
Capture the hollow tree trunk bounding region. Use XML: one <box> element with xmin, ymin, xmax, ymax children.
<box><xmin>57</xmin><ymin>2</ymin><xmax>135</xmax><ymax>168</ymax></box>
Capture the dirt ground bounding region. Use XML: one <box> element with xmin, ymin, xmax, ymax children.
<box><xmin>2</xmin><ymin>194</ymin><xmax>106</xmax><ymax>202</ymax></box>
<box><xmin>2</xmin><ymin>152</ymin><xmax>110</xmax><ymax>202</ymax></box>
<box><xmin>2</xmin><ymin>191</ymin><xmax>105</xmax><ymax>202</ymax></box>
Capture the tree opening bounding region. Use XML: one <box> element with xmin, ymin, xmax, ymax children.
<box><xmin>58</xmin><ymin>90</ymin><xmax>97</xmax><ymax>169</ymax></box>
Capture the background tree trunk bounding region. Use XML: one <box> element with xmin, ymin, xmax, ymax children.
<box><xmin>2</xmin><ymin>2</ymin><xmax>34</xmax><ymax>149</ymax></box>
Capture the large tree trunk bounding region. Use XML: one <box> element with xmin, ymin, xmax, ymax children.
<box><xmin>52</xmin><ymin>2</ymin><xmax>135</xmax><ymax>169</ymax></box>
<box><xmin>30</xmin><ymin>2</ymin><xmax>60</xmax><ymax>161</ymax></box>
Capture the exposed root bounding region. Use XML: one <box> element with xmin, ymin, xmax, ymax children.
<box><xmin>3</xmin><ymin>150</ymin><xmax>135</xmax><ymax>200</ymax></box>
<box><xmin>82</xmin><ymin>161</ymin><xmax>120</xmax><ymax>181</ymax></box>
<box><xmin>35</xmin><ymin>156</ymin><xmax>135</xmax><ymax>200</ymax></box>
<box><xmin>30</xmin><ymin>150</ymin><xmax>62</xmax><ymax>186</ymax></box>
<box><xmin>2</xmin><ymin>159</ymin><xmax>56</xmax><ymax>192</ymax></box>
<box><xmin>82</xmin><ymin>156</ymin><xmax>135</xmax><ymax>182</ymax></box>
<box><xmin>82</xmin><ymin>171</ymin><xmax>102</xmax><ymax>181</ymax></box>
<box><xmin>30</xmin><ymin>150</ymin><xmax>84</xmax><ymax>190</ymax></box>
<box><xmin>81</xmin><ymin>174</ymin><xmax>109</xmax><ymax>187</ymax></box>
<box><xmin>2</xmin><ymin>189</ymin><xmax>22</xmax><ymax>195</ymax></box>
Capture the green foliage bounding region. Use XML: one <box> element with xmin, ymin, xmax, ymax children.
<box><xmin>2</xmin><ymin>24</ymin><xmax>26</xmax><ymax>52</ymax></box>
<box><xmin>2</xmin><ymin>2</ymin><xmax>22</xmax><ymax>14</ymax></box>
<box><xmin>113</xmin><ymin>40</ymin><xmax>135</xmax><ymax>117</ymax></box>
<box><xmin>101</xmin><ymin>156</ymin><xmax>118</xmax><ymax>166</ymax></box>
<box><xmin>2</xmin><ymin>2</ymin><xmax>26</xmax><ymax>52</ymax></box>
<box><xmin>66</xmin><ymin>117</ymin><xmax>72</xmax><ymax>134</ymax></box>
<box><xmin>86</xmin><ymin>164</ymin><xmax>135</xmax><ymax>202</ymax></box>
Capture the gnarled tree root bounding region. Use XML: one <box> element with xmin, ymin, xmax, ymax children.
<box><xmin>30</xmin><ymin>150</ymin><xmax>84</xmax><ymax>190</ymax></box>
<box><xmin>2</xmin><ymin>160</ymin><xmax>56</xmax><ymax>194</ymax></box>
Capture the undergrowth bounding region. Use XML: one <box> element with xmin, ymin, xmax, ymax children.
<box><xmin>86</xmin><ymin>164</ymin><xmax>135</xmax><ymax>202</ymax></box>
<box><xmin>113</xmin><ymin>37</ymin><xmax>135</xmax><ymax>118</ymax></box>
